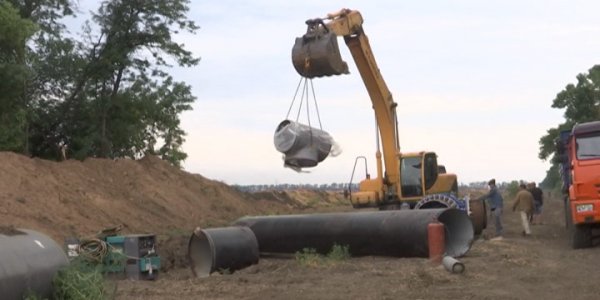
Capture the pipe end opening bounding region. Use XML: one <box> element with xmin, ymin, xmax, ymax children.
<box><xmin>437</xmin><ymin>209</ymin><xmax>475</xmax><ymax>257</ymax></box>
<box><xmin>188</xmin><ymin>229</ymin><xmax>214</xmax><ymax>278</ymax></box>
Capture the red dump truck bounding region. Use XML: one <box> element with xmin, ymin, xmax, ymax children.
<box><xmin>557</xmin><ymin>121</ymin><xmax>600</xmax><ymax>248</ymax></box>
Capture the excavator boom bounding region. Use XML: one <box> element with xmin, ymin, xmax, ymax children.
<box><xmin>290</xmin><ymin>10</ymin><xmax>486</xmax><ymax>235</ymax></box>
<box><xmin>292</xmin><ymin>9</ymin><xmax>401</xmax><ymax>201</ymax></box>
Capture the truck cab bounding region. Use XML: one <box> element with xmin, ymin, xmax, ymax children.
<box><xmin>557</xmin><ymin>121</ymin><xmax>600</xmax><ymax>248</ymax></box>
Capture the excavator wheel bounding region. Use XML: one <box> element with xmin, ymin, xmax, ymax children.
<box><xmin>415</xmin><ymin>194</ymin><xmax>460</xmax><ymax>210</ymax></box>
<box><xmin>416</xmin><ymin>194</ymin><xmax>485</xmax><ymax>235</ymax></box>
<box><xmin>291</xmin><ymin>20</ymin><xmax>349</xmax><ymax>78</ymax></box>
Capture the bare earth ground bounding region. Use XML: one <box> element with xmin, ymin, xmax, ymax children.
<box><xmin>2</xmin><ymin>153</ymin><xmax>600</xmax><ymax>299</ymax></box>
<box><xmin>115</xmin><ymin>198</ymin><xmax>600</xmax><ymax>300</ymax></box>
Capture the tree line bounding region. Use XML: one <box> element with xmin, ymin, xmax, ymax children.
<box><xmin>538</xmin><ymin>65</ymin><xmax>600</xmax><ymax>190</ymax></box>
<box><xmin>235</xmin><ymin>181</ymin><xmax>520</xmax><ymax>193</ymax></box>
<box><xmin>0</xmin><ymin>0</ymin><xmax>198</xmax><ymax>166</ymax></box>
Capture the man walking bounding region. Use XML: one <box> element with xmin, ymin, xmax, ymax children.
<box><xmin>477</xmin><ymin>179</ymin><xmax>504</xmax><ymax>240</ymax></box>
<box><xmin>529</xmin><ymin>182</ymin><xmax>544</xmax><ymax>225</ymax></box>
<box><xmin>513</xmin><ymin>184</ymin><xmax>534</xmax><ymax>236</ymax></box>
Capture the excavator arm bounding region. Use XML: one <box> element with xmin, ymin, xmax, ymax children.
<box><xmin>293</xmin><ymin>9</ymin><xmax>401</xmax><ymax>202</ymax></box>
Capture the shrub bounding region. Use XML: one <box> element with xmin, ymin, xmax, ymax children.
<box><xmin>52</xmin><ymin>259</ymin><xmax>111</xmax><ymax>300</ymax></box>
<box><xmin>295</xmin><ymin>248</ymin><xmax>322</xmax><ymax>267</ymax></box>
<box><xmin>327</xmin><ymin>244</ymin><xmax>351</xmax><ymax>261</ymax></box>
<box><xmin>295</xmin><ymin>244</ymin><xmax>351</xmax><ymax>267</ymax></box>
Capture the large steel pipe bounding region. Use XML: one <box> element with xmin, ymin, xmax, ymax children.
<box><xmin>0</xmin><ymin>228</ymin><xmax>69</xmax><ymax>300</ymax></box>
<box><xmin>188</xmin><ymin>226</ymin><xmax>259</xmax><ymax>278</ymax></box>
<box><xmin>233</xmin><ymin>208</ymin><xmax>474</xmax><ymax>258</ymax></box>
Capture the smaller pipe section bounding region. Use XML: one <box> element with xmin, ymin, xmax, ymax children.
<box><xmin>188</xmin><ymin>226</ymin><xmax>259</xmax><ymax>278</ymax></box>
<box><xmin>427</xmin><ymin>222</ymin><xmax>445</xmax><ymax>265</ymax></box>
<box><xmin>442</xmin><ymin>256</ymin><xmax>465</xmax><ymax>274</ymax></box>
<box><xmin>0</xmin><ymin>228</ymin><xmax>69</xmax><ymax>300</ymax></box>
<box><xmin>469</xmin><ymin>199</ymin><xmax>487</xmax><ymax>235</ymax></box>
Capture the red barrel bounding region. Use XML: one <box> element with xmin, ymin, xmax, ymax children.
<box><xmin>428</xmin><ymin>222</ymin><xmax>445</xmax><ymax>264</ymax></box>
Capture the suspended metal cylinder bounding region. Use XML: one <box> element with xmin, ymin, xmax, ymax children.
<box><xmin>188</xmin><ymin>226</ymin><xmax>259</xmax><ymax>278</ymax></box>
<box><xmin>0</xmin><ymin>228</ymin><xmax>69</xmax><ymax>300</ymax></box>
<box><xmin>233</xmin><ymin>208</ymin><xmax>474</xmax><ymax>258</ymax></box>
<box><xmin>274</xmin><ymin>120</ymin><xmax>333</xmax><ymax>168</ymax></box>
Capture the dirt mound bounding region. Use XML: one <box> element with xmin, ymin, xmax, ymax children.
<box><xmin>0</xmin><ymin>152</ymin><xmax>309</xmax><ymax>243</ymax></box>
<box><xmin>249</xmin><ymin>190</ymin><xmax>348</xmax><ymax>209</ymax></box>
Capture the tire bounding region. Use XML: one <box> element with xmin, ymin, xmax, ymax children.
<box><xmin>564</xmin><ymin>196</ymin><xmax>570</xmax><ymax>229</ymax></box>
<box><xmin>572</xmin><ymin>224</ymin><xmax>592</xmax><ymax>249</ymax></box>
<box><xmin>415</xmin><ymin>194</ymin><xmax>459</xmax><ymax>209</ymax></box>
<box><xmin>566</xmin><ymin>198</ymin><xmax>593</xmax><ymax>249</ymax></box>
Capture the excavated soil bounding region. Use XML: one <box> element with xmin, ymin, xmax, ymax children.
<box><xmin>0</xmin><ymin>152</ymin><xmax>346</xmax><ymax>243</ymax></box>
<box><xmin>3</xmin><ymin>152</ymin><xmax>600</xmax><ymax>299</ymax></box>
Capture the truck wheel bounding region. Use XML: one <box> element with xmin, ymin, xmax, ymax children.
<box><xmin>572</xmin><ymin>224</ymin><xmax>592</xmax><ymax>249</ymax></box>
<box><xmin>564</xmin><ymin>196</ymin><xmax>570</xmax><ymax>229</ymax></box>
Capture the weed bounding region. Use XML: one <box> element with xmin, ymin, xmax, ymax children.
<box><xmin>295</xmin><ymin>244</ymin><xmax>351</xmax><ymax>267</ymax></box>
<box><xmin>52</xmin><ymin>258</ymin><xmax>112</xmax><ymax>300</ymax></box>
<box><xmin>295</xmin><ymin>248</ymin><xmax>322</xmax><ymax>267</ymax></box>
<box><xmin>23</xmin><ymin>290</ymin><xmax>45</xmax><ymax>300</ymax></box>
<box><xmin>165</xmin><ymin>228</ymin><xmax>188</xmax><ymax>237</ymax></box>
<box><xmin>327</xmin><ymin>244</ymin><xmax>351</xmax><ymax>261</ymax></box>
<box><xmin>218</xmin><ymin>268</ymin><xmax>232</xmax><ymax>275</ymax></box>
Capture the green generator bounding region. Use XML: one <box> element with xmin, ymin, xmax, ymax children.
<box><xmin>104</xmin><ymin>234</ymin><xmax>160</xmax><ymax>280</ymax></box>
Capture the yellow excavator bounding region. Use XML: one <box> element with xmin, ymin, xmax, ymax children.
<box><xmin>292</xmin><ymin>9</ymin><xmax>485</xmax><ymax>227</ymax></box>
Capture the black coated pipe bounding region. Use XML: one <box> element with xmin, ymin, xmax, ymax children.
<box><xmin>0</xmin><ymin>228</ymin><xmax>69</xmax><ymax>300</ymax></box>
<box><xmin>188</xmin><ymin>226</ymin><xmax>259</xmax><ymax>278</ymax></box>
<box><xmin>233</xmin><ymin>208</ymin><xmax>474</xmax><ymax>258</ymax></box>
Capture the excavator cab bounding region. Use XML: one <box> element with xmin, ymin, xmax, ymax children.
<box><xmin>291</xmin><ymin>19</ymin><xmax>349</xmax><ymax>78</ymax></box>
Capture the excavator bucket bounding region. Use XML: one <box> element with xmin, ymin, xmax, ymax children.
<box><xmin>292</xmin><ymin>20</ymin><xmax>349</xmax><ymax>78</ymax></box>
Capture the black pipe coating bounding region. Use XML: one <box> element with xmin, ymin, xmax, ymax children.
<box><xmin>233</xmin><ymin>208</ymin><xmax>473</xmax><ymax>258</ymax></box>
<box><xmin>188</xmin><ymin>226</ymin><xmax>259</xmax><ymax>277</ymax></box>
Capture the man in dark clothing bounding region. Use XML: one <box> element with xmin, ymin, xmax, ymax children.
<box><xmin>528</xmin><ymin>182</ymin><xmax>544</xmax><ymax>225</ymax></box>
<box><xmin>477</xmin><ymin>179</ymin><xmax>504</xmax><ymax>240</ymax></box>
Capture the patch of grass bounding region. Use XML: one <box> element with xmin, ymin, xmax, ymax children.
<box><xmin>295</xmin><ymin>244</ymin><xmax>351</xmax><ymax>267</ymax></box>
<box><xmin>165</xmin><ymin>227</ymin><xmax>188</xmax><ymax>237</ymax></box>
<box><xmin>305</xmin><ymin>197</ymin><xmax>321</xmax><ymax>207</ymax></box>
<box><xmin>327</xmin><ymin>244</ymin><xmax>351</xmax><ymax>261</ymax></box>
<box><xmin>218</xmin><ymin>268</ymin><xmax>232</xmax><ymax>275</ymax></box>
<box><xmin>23</xmin><ymin>290</ymin><xmax>45</xmax><ymax>300</ymax></box>
<box><xmin>52</xmin><ymin>258</ymin><xmax>112</xmax><ymax>300</ymax></box>
<box><xmin>295</xmin><ymin>248</ymin><xmax>323</xmax><ymax>267</ymax></box>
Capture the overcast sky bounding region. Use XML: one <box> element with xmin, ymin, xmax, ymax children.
<box><xmin>78</xmin><ymin>1</ymin><xmax>600</xmax><ymax>185</ymax></box>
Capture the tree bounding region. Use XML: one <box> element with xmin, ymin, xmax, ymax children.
<box><xmin>0</xmin><ymin>0</ymin><xmax>75</xmax><ymax>156</ymax></box>
<box><xmin>538</xmin><ymin>65</ymin><xmax>600</xmax><ymax>188</ymax></box>
<box><xmin>0</xmin><ymin>0</ymin><xmax>199</xmax><ymax>167</ymax></box>
<box><xmin>0</xmin><ymin>1</ymin><xmax>37</xmax><ymax>151</ymax></box>
<box><xmin>53</xmin><ymin>0</ymin><xmax>199</xmax><ymax>166</ymax></box>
